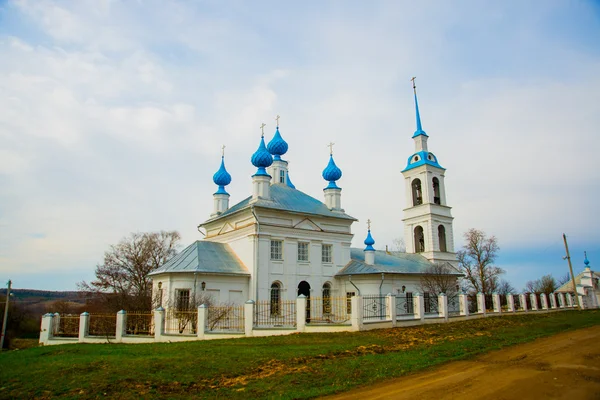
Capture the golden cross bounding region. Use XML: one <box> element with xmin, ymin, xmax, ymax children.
<box><xmin>327</xmin><ymin>142</ymin><xmax>335</xmax><ymax>155</ymax></box>
<box><xmin>367</xmin><ymin>219</ymin><xmax>371</xmax><ymax>230</ymax></box>
<box><xmin>275</xmin><ymin>115</ymin><xmax>280</xmax><ymax>127</ymax></box>
<box><xmin>411</xmin><ymin>76</ymin><xmax>417</xmax><ymax>94</ymax></box>
<box><xmin>221</xmin><ymin>144</ymin><xmax>226</xmax><ymax>157</ymax></box>
<box><xmin>260</xmin><ymin>123</ymin><xmax>266</xmax><ymax>137</ymax></box>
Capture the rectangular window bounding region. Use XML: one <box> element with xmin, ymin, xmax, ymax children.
<box><xmin>270</xmin><ymin>240</ymin><xmax>283</xmax><ymax>260</ymax></box>
<box><xmin>175</xmin><ymin>289</ymin><xmax>190</xmax><ymax>311</ymax></box>
<box><xmin>297</xmin><ymin>242</ymin><xmax>309</xmax><ymax>262</ymax></box>
<box><xmin>346</xmin><ymin>291</ymin><xmax>356</xmax><ymax>314</ymax></box>
<box><xmin>322</xmin><ymin>244</ymin><xmax>333</xmax><ymax>263</ymax></box>
<box><xmin>279</xmin><ymin>170</ymin><xmax>285</xmax><ymax>184</ymax></box>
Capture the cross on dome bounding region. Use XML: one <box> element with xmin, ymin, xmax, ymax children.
<box><xmin>221</xmin><ymin>144</ymin><xmax>226</xmax><ymax>157</ymax></box>
<box><xmin>328</xmin><ymin>142</ymin><xmax>335</xmax><ymax>155</ymax></box>
<box><xmin>275</xmin><ymin>115</ymin><xmax>280</xmax><ymax>127</ymax></box>
<box><xmin>260</xmin><ymin>123</ymin><xmax>266</xmax><ymax>137</ymax></box>
<box><xmin>367</xmin><ymin>219</ymin><xmax>371</xmax><ymax>230</ymax></box>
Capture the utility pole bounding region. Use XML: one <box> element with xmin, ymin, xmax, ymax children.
<box><xmin>1</xmin><ymin>280</ymin><xmax>11</xmax><ymax>350</ymax></box>
<box><xmin>563</xmin><ymin>234</ymin><xmax>580</xmax><ymax>309</ymax></box>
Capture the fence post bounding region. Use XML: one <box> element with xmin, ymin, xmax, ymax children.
<box><xmin>414</xmin><ymin>293</ymin><xmax>425</xmax><ymax>321</ymax></box>
<box><xmin>53</xmin><ymin>312</ymin><xmax>60</xmax><ymax>336</ymax></box>
<box><xmin>493</xmin><ymin>293</ymin><xmax>501</xmax><ymax>314</ymax></box>
<box><xmin>244</xmin><ymin>300</ymin><xmax>254</xmax><ymax>337</ymax></box>
<box><xmin>520</xmin><ymin>294</ymin><xmax>528</xmax><ymax>312</ymax></box>
<box><xmin>550</xmin><ymin>293</ymin><xmax>556</xmax><ymax>309</ymax></box>
<box><xmin>39</xmin><ymin>313</ymin><xmax>54</xmax><ymax>345</ymax></box>
<box><xmin>296</xmin><ymin>295</ymin><xmax>307</xmax><ymax>332</ymax></box>
<box><xmin>578</xmin><ymin>294</ymin><xmax>585</xmax><ymax>309</ymax></box>
<box><xmin>154</xmin><ymin>307</ymin><xmax>165</xmax><ymax>342</ymax></box>
<box><xmin>78</xmin><ymin>312</ymin><xmax>89</xmax><ymax>342</ymax></box>
<box><xmin>351</xmin><ymin>296</ymin><xmax>363</xmax><ymax>331</ymax></box>
<box><xmin>438</xmin><ymin>293</ymin><xmax>448</xmax><ymax>322</ymax></box>
<box><xmin>477</xmin><ymin>293</ymin><xmax>485</xmax><ymax>315</ymax></box>
<box><xmin>540</xmin><ymin>294</ymin><xmax>548</xmax><ymax>310</ymax></box>
<box><xmin>507</xmin><ymin>293</ymin><xmax>515</xmax><ymax>312</ymax></box>
<box><xmin>530</xmin><ymin>294</ymin><xmax>537</xmax><ymax>311</ymax></box>
<box><xmin>567</xmin><ymin>293</ymin><xmax>574</xmax><ymax>307</ymax></box>
<box><xmin>386</xmin><ymin>294</ymin><xmax>396</xmax><ymax>327</ymax></box>
<box><xmin>459</xmin><ymin>293</ymin><xmax>469</xmax><ymax>316</ymax></box>
<box><xmin>197</xmin><ymin>305</ymin><xmax>206</xmax><ymax>339</ymax></box>
<box><xmin>115</xmin><ymin>310</ymin><xmax>126</xmax><ymax>342</ymax></box>
<box><xmin>558</xmin><ymin>293</ymin><xmax>565</xmax><ymax>308</ymax></box>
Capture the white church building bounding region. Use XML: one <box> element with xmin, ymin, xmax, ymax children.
<box><xmin>149</xmin><ymin>84</ymin><xmax>462</xmax><ymax>309</ymax></box>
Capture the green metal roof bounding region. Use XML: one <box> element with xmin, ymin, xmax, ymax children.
<box><xmin>149</xmin><ymin>241</ymin><xmax>250</xmax><ymax>276</ymax></box>
<box><xmin>202</xmin><ymin>183</ymin><xmax>356</xmax><ymax>225</ymax></box>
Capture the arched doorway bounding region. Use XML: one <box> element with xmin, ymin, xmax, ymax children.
<box><xmin>298</xmin><ymin>281</ymin><xmax>311</xmax><ymax>322</ymax></box>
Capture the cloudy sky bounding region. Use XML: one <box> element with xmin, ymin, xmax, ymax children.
<box><xmin>1</xmin><ymin>0</ymin><xmax>599</xmax><ymax>292</ymax></box>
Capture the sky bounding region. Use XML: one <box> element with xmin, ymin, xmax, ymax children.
<box><xmin>0</xmin><ymin>0</ymin><xmax>599</xmax><ymax>292</ymax></box>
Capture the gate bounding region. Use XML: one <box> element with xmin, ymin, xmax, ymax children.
<box><xmin>424</xmin><ymin>293</ymin><xmax>438</xmax><ymax>315</ymax></box>
<box><xmin>525</xmin><ymin>294</ymin><xmax>532</xmax><ymax>310</ymax></box>
<box><xmin>395</xmin><ymin>293</ymin><xmax>414</xmax><ymax>317</ymax></box>
<box><xmin>447</xmin><ymin>294</ymin><xmax>460</xmax><ymax>316</ymax></box>
<box><xmin>363</xmin><ymin>295</ymin><xmax>386</xmax><ymax>320</ymax></box>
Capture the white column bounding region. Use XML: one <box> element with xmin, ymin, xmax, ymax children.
<box><xmin>439</xmin><ymin>293</ymin><xmax>448</xmax><ymax>322</ymax></box>
<box><xmin>414</xmin><ymin>293</ymin><xmax>425</xmax><ymax>321</ymax></box>
<box><xmin>212</xmin><ymin>193</ymin><xmax>230</xmax><ymax>216</ymax></box>
<box><xmin>530</xmin><ymin>294</ymin><xmax>538</xmax><ymax>311</ymax></box>
<box><xmin>351</xmin><ymin>296</ymin><xmax>363</xmax><ymax>331</ymax></box>
<box><xmin>78</xmin><ymin>312</ymin><xmax>89</xmax><ymax>342</ymax></box>
<box><xmin>567</xmin><ymin>293</ymin><xmax>573</xmax><ymax>307</ymax></box>
<box><xmin>296</xmin><ymin>295</ymin><xmax>307</xmax><ymax>332</ymax></box>
<box><xmin>540</xmin><ymin>294</ymin><xmax>548</xmax><ymax>310</ymax></box>
<box><xmin>324</xmin><ymin>188</ymin><xmax>342</xmax><ymax>211</ymax></box>
<box><xmin>39</xmin><ymin>313</ymin><xmax>54</xmax><ymax>345</ymax></box>
<box><xmin>53</xmin><ymin>312</ymin><xmax>60</xmax><ymax>336</ymax></box>
<box><xmin>364</xmin><ymin>250</ymin><xmax>375</xmax><ymax>265</ymax></box>
<box><xmin>507</xmin><ymin>294</ymin><xmax>515</xmax><ymax>312</ymax></box>
<box><xmin>477</xmin><ymin>293</ymin><xmax>485</xmax><ymax>315</ymax></box>
<box><xmin>252</xmin><ymin>175</ymin><xmax>271</xmax><ymax>200</ymax></box>
<box><xmin>116</xmin><ymin>310</ymin><xmax>126</xmax><ymax>342</ymax></box>
<box><xmin>578</xmin><ymin>295</ymin><xmax>585</xmax><ymax>309</ymax></box>
<box><xmin>154</xmin><ymin>307</ymin><xmax>165</xmax><ymax>342</ymax></box>
<box><xmin>520</xmin><ymin>294</ymin><xmax>528</xmax><ymax>312</ymax></box>
<box><xmin>386</xmin><ymin>294</ymin><xmax>396</xmax><ymax>327</ymax></box>
<box><xmin>459</xmin><ymin>293</ymin><xmax>469</xmax><ymax>316</ymax></box>
<box><xmin>197</xmin><ymin>305</ymin><xmax>206</xmax><ymax>339</ymax></box>
<box><xmin>493</xmin><ymin>293</ymin><xmax>501</xmax><ymax>314</ymax></box>
<box><xmin>244</xmin><ymin>300</ymin><xmax>254</xmax><ymax>337</ymax></box>
<box><xmin>550</xmin><ymin>294</ymin><xmax>557</xmax><ymax>309</ymax></box>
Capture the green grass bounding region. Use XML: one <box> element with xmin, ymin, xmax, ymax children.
<box><xmin>1</xmin><ymin>310</ymin><xmax>599</xmax><ymax>399</ymax></box>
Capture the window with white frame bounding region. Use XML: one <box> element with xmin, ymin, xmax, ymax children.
<box><xmin>279</xmin><ymin>170</ymin><xmax>285</xmax><ymax>184</ymax></box>
<box><xmin>270</xmin><ymin>240</ymin><xmax>283</xmax><ymax>260</ymax></box>
<box><xmin>175</xmin><ymin>289</ymin><xmax>190</xmax><ymax>311</ymax></box>
<box><xmin>270</xmin><ymin>282</ymin><xmax>281</xmax><ymax>316</ymax></box>
<box><xmin>321</xmin><ymin>244</ymin><xmax>333</xmax><ymax>263</ymax></box>
<box><xmin>297</xmin><ymin>242</ymin><xmax>309</xmax><ymax>262</ymax></box>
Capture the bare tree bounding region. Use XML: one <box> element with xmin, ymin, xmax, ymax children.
<box><xmin>79</xmin><ymin>231</ymin><xmax>181</xmax><ymax>312</ymax></box>
<box><xmin>496</xmin><ymin>279</ymin><xmax>516</xmax><ymax>295</ymax></box>
<box><xmin>457</xmin><ymin>228</ymin><xmax>504</xmax><ymax>294</ymax></box>
<box><xmin>557</xmin><ymin>273</ymin><xmax>571</xmax><ymax>287</ymax></box>
<box><xmin>388</xmin><ymin>237</ymin><xmax>406</xmax><ymax>255</ymax></box>
<box><xmin>524</xmin><ymin>274</ymin><xmax>561</xmax><ymax>294</ymax></box>
<box><xmin>419</xmin><ymin>263</ymin><xmax>460</xmax><ymax>295</ymax></box>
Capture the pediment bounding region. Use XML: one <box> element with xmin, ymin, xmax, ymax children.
<box><xmin>218</xmin><ymin>222</ymin><xmax>236</xmax><ymax>235</ymax></box>
<box><xmin>293</xmin><ymin>218</ymin><xmax>323</xmax><ymax>232</ymax></box>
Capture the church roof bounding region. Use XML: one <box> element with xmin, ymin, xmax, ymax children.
<box><xmin>202</xmin><ymin>183</ymin><xmax>357</xmax><ymax>224</ymax></box>
<box><xmin>336</xmin><ymin>248</ymin><xmax>462</xmax><ymax>276</ymax></box>
<box><xmin>555</xmin><ymin>270</ymin><xmax>600</xmax><ymax>293</ymax></box>
<box><xmin>402</xmin><ymin>151</ymin><xmax>444</xmax><ymax>172</ymax></box>
<box><xmin>149</xmin><ymin>241</ymin><xmax>250</xmax><ymax>276</ymax></box>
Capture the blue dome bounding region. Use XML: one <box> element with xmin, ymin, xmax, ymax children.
<box><xmin>251</xmin><ymin>136</ymin><xmax>273</xmax><ymax>175</ymax></box>
<box><xmin>267</xmin><ymin>127</ymin><xmax>288</xmax><ymax>161</ymax></box>
<box><xmin>287</xmin><ymin>173</ymin><xmax>296</xmax><ymax>189</ymax></box>
<box><xmin>213</xmin><ymin>157</ymin><xmax>232</xmax><ymax>187</ymax></box>
<box><xmin>322</xmin><ymin>155</ymin><xmax>342</xmax><ymax>188</ymax></box>
<box><xmin>584</xmin><ymin>252</ymin><xmax>590</xmax><ymax>267</ymax></box>
<box><xmin>364</xmin><ymin>230</ymin><xmax>375</xmax><ymax>251</ymax></box>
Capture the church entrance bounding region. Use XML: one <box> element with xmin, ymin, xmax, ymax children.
<box><xmin>297</xmin><ymin>281</ymin><xmax>311</xmax><ymax>322</ymax></box>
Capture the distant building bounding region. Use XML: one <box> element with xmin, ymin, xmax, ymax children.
<box><xmin>556</xmin><ymin>253</ymin><xmax>599</xmax><ymax>308</ymax></box>
<box><xmin>149</xmin><ymin>84</ymin><xmax>461</xmax><ymax>310</ymax></box>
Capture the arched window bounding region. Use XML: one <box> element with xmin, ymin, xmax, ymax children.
<box><xmin>322</xmin><ymin>282</ymin><xmax>331</xmax><ymax>314</ymax></box>
<box><xmin>414</xmin><ymin>226</ymin><xmax>425</xmax><ymax>253</ymax></box>
<box><xmin>432</xmin><ymin>177</ymin><xmax>441</xmax><ymax>205</ymax></box>
<box><xmin>411</xmin><ymin>179</ymin><xmax>422</xmax><ymax>206</ymax></box>
<box><xmin>270</xmin><ymin>282</ymin><xmax>281</xmax><ymax>316</ymax></box>
<box><xmin>438</xmin><ymin>225</ymin><xmax>447</xmax><ymax>252</ymax></box>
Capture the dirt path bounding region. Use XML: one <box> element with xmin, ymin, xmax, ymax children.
<box><xmin>326</xmin><ymin>326</ymin><xmax>600</xmax><ymax>400</ymax></box>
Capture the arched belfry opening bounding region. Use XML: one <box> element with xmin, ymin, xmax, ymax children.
<box><xmin>298</xmin><ymin>281</ymin><xmax>311</xmax><ymax>322</ymax></box>
<box><xmin>432</xmin><ymin>177</ymin><xmax>441</xmax><ymax>205</ymax></box>
<box><xmin>414</xmin><ymin>226</ymin><xmax>425</xmax><ymax>253</ymax></box>
<box><xmin>412</xmin><ymin>179</ymin><xmax>422</xmax><ymax>206</ymax></box>
<box><xmin>438</xmin><ymin>225</ymin><xmax>447</xmax><ymax>252</ymax></box>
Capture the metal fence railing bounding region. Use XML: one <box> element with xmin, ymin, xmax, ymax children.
<box><xmin>363</xmin><ymin>295</ymin><xmax>387</xmax><ymax>320</ymax></box>
<box><xmin>423</xmin><ymin>293</ymin><xmax>438</xmax><ymax>315</ymax></box>
<box><xmin>468</xmin><ymin>294</ymin><xmax>478</xmax><ymax>313</ymax></box>
<box><xmin>254</xmin><ymin>300</ymin><xmax>296</xmax><ymax>328</ymax></box>
<box><xmin>484</xmin><ymin>294</ymin><xmax>494</xmax><ymax>312</ymax></box>
<box><xmin>499</xmin><ymin>294</ymin><xmax>508</xmax><ymax>311</ymax></box>
<box><xmin>88</xmin><ymin>314</ymin><xmax>117</xmax><ymax>337</ymax></box>
<box><xmin>447</xmin><ymin>294</ymin><xmax>460</xmax><ymax>316</ymax></box>
<box><xmin>308</xmin><ymin>297</ymin><xmax>350</xmax><ymax>324</ymax></box>
<box><xmin>126</xmin><ymin>312</ymin><xmax>154</xmax><ymax>336</ymax></box>
<box><xmin>206</xmin><ymin>305</ymin><xmax>244</xmax><ymax>332</ymax></box>
<box><xmin>395</xmin><ymin>294</ymin><xmax>414</xmax><ymax>317</ymax></box>
<box><xmin>165</xmin><ymin>310</ymin><xmax>197</xmax><ymax>335</ymax></box>
<box><xmin>53</xmin><ymin>314</ymin><xmax>79</xmax><ymax>337</ymax></box>
<box><xmin>513</xmin><ymin>294</ymin><xmax>522</xmax><ymax>311</ymax></box>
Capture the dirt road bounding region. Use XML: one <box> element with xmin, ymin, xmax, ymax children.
<box><xmin>327</xmin><ymin>326</ymin><xmax>600</xmax><ymax>399</ymax></box>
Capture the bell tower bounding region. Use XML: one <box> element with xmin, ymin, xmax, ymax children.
<box><xmin>401</xmin><ymin>78</ymin><xmax>456</xmax><ymax>266</ymax></box>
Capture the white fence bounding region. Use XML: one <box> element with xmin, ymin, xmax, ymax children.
<box><xmin>39</xmin><ymin>291</ymin><xmax>582</xmax><ymax>346</ymax></box>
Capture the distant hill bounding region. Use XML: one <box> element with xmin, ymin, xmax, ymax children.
<box><xmin>0</xmin><ymin>289</ymin><xmax>82</xmax><ymax>302</ymax></box>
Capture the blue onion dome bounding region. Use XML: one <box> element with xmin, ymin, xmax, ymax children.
<box><xmin>322</xmin><ymin>155</ymin><xmax>342</xmax><ymax>189</ymax></box>
<box><xmin>286</xmin><ymin>173</ymin><xmax>296</xmax><ymax>189</ymax></box>
<box><xmin>364</xmin><ymin>230</ymin><xmax>375</xmax><ymax>251</ymax></box>
<box><xmin>251</xmin><ymin>135</ymin><xmax>273</xmax><ymax>176</ymax></box>
<box><xmin>584</xmin><ymin>251</ymin><xmax>590</xmax><ymax>267</ymax></box>
<box><xmin>213</xmin><ymin>156</ymin><xmax>231</xmax><ymax>194</ymax></box>
<box><xmin>267</xmin><ymin>127</ymin><xmax>288</xmax><ymax>161</ymax></box>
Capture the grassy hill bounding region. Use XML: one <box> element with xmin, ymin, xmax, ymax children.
<box><xmin>1</xmin><ymin>310</ymin><xmax>599</xmax><ymax>399</ymax></box>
